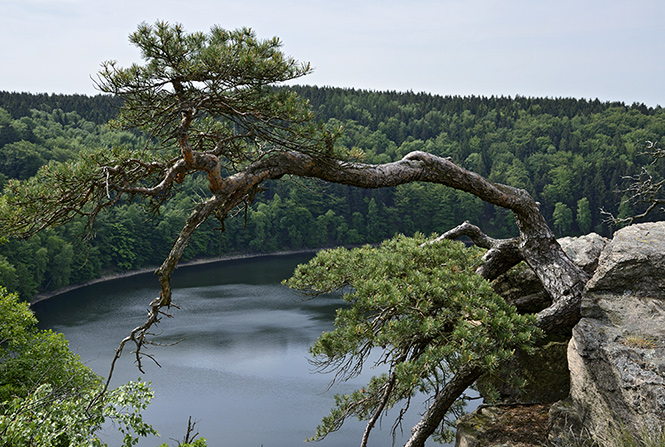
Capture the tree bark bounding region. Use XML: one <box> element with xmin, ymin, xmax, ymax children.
<box><xmin>404</xmin><ymin>365</ymin><xmax>483</xmax><ymax>447</ymax></box>
<box><xmin>430</xmin><ymin>221</ymin><xmax>523</xmax><ymax>280</ymax></box>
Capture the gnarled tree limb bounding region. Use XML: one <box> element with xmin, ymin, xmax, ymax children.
<box><xmin>117</xmin><ymin>149</ymin><xmax>588</xmax><ymax>373</ymax></box>
<box><xmin>428</xmin><ymin>221</ymin><xmax>524</xmax><ymax>281</ymax></box>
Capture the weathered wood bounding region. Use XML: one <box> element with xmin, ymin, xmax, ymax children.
<box><xmin>226</xmin><ymin>150</ymin><xmax>589</xmax><ymax>327</ymax></box>
<box><xmin>149</xmin><ymin>148</ymin><xmax>589</xmax><ymax>343</ymax></box>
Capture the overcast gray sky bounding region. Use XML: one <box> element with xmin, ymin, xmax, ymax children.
<box><xmin>2</xmin><ymin>0</ymin><xmax>664</xmax><ymax>106</ymax></box>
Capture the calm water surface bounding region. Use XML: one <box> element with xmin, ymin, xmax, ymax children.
<box><xmin>34</xmin><ymin>253</ymin><xmax>444</xmax><ymax>447</ymax></box>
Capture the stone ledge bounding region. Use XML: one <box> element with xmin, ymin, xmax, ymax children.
<box><xmin>455</xmin><ymin>403</ymin><xmax>551</xmax><ymax>447</ymax></box>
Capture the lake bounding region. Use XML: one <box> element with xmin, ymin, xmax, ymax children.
<box><xmin>33</xmin><ymin>253</ymin><xmax>450</xmax><ymax>447</ymax></box>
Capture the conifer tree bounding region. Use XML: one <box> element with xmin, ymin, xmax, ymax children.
<box><xmin>0</xmin><ymin>21</ymin><xmax>591</xmax><ymax>447</ymax></box>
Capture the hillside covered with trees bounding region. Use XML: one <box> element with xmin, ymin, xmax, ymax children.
<box><xmin>0</xmin><ymin>88</ymin><xmax>663</xmax><ymax>301</ymax></box>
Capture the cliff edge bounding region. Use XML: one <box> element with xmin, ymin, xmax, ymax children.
<box><xmin>456</xmin><ymin>222</ymin><xmax>665</xmax><ymax>446</ymax></box>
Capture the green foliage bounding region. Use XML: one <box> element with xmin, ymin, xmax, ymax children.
<box><xmin>553</xmin><ymin>202</ymin><xmax>574</xmax><ymax>236</ymax></box>
<box><xmin>158</xmin><ymin>440</ymin><xmax>208</xmax><ymax>447</ymax></box>
<box><xmin>0</xmin><ymin>286</ymin><xmax>37</xmax><ymax>348</ymax></box>
<box><xmin>0</xmin><ymin>91</ymin><xmax>120</xmax><ymax>124</ymax></box>
<box><xmin>98</xmin><ymin>21</ymin><xmax>342</xmax><ymax>166</ymax></box>
<box><xmin>1</xmin><ymin>86</ymin><xmax>664</xmax><ymax>301</ymax></box>
<box><xmin>0</xmin><ymin>140</ymin><xmax>46</xmax><ymax>179</ymax></box>
<box><xmin>295</xmin><ymin>87</ymin><xmax>665</xmax><ymax>231</ymax></box>
<box><xmin>0</xmin><ymin>145</ymin><xmax>167</xmax><ymax>240</ymax></box>
<box><xmin>1</xmin><ymin>380</ymin><xmax>156</xmax><ymax>447</ymax></box>
<box><xmin>0</xmin><ymin>287</ymin><xmax>158</xmax><ymax>446</ymax></box>
<box><xmin>576</xmin><ymin>197</ymin><xmax>592</xmax><ymax>234</ymax></box>
<box><xmin>286</xmin><ymin>234</ymin><xmax>541</xmax><ymax>442</ymax></box>
<box><xmin>0</xmin><ymin>327</ymin><xmax>99</xmax><ymax>402</ymax></box>
<box><xmin>0</xmin><ymin>254</ymin><xmax>18</xmax><ymax>292</ymax></box>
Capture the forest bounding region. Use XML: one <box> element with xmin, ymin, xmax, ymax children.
<box><xmin>1</xmin><ymin>88</ymin><xmax>664</xmax><ymax>301</ymax></box>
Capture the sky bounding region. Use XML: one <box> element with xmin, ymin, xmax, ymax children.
<box><xmin>2</xmin><ymin>0</ymin><xmax>665</xmax><ymax>106</ymax></box>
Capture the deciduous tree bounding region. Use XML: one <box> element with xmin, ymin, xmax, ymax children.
<box><xmin>576</xmin><ymin>197</ymin><xmax>592</xmax><ymax>234</ymax></box>
<box><xmin>608</xmin><ymin>141</ymin><xmax>665</xmax><ymax>225</ymax></box>
<box><xmin>0</xmin><ymin>287</ymin><xmax>157</xmax><ymax>446</ymax></box>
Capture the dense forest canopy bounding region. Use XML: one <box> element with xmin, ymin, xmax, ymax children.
<box><xmin>0</xmin><ymin>88</ymin><xmax>663</xmax><ymax>301</ymax></box>
<box><xmin>0</xmin><ymin>91</ymin><xmax>121</xmax><ymax>124</ymax></box>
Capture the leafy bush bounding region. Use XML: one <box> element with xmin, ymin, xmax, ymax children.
<box><xmin>0</xmin><ymin>287</ymin><xmax>158</xmax><ymax>446</ymax></box>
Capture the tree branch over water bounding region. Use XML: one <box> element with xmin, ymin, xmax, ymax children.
<box><xmin>0</xmin><ymin>21</ymin><xmax>591</xmax><ymax>447</ymax></box>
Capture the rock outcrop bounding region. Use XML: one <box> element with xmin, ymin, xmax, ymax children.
<box><xmin>560</xmin><ymin>222</ymin><xmax>665</xmax><ymax>443</ymax></box>
<box><xmin>456</xmin><ymin>232</ymin><xmax>609</xmax><ymax>446</ymax></box>
<box><xmin>456</xmin><ymin>223</ymin><xmax>665</xmax><ymax>446</ymax></box>
<box><xmin>558</xmin><ymin>232</ymin><xmax>609</xmax><ymax>275</ymax></box>
<box><xmin>455</xmin><ymin>404</ymin><xmax>551</xmax><ymax>447</ymax></box>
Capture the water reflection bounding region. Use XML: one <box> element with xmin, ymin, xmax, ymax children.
<box><xmin>34</xmin><ymin>253</ymin><xmax>447</xmax><ymax>447</ymax></box>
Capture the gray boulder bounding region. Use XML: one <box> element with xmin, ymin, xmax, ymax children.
<box><xmin>558</xmin><ymin>232</ymin><xmax>609</xmax><ymax>275</ymax></box>
<box><xmin>562</xmin><ymin>222</ymin><xmax>665</xmax><ymax>443</ymax></box>
<box><xmin>584</xmin><ymin>222</ymin><xmax>665</xmax><ymax>296</ymax></box>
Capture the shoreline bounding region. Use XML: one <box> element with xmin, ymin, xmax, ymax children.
<box><xmin>30</xmin><ymin>249</ymin><xmax>319</xmax><ymax>305</ymax></box>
